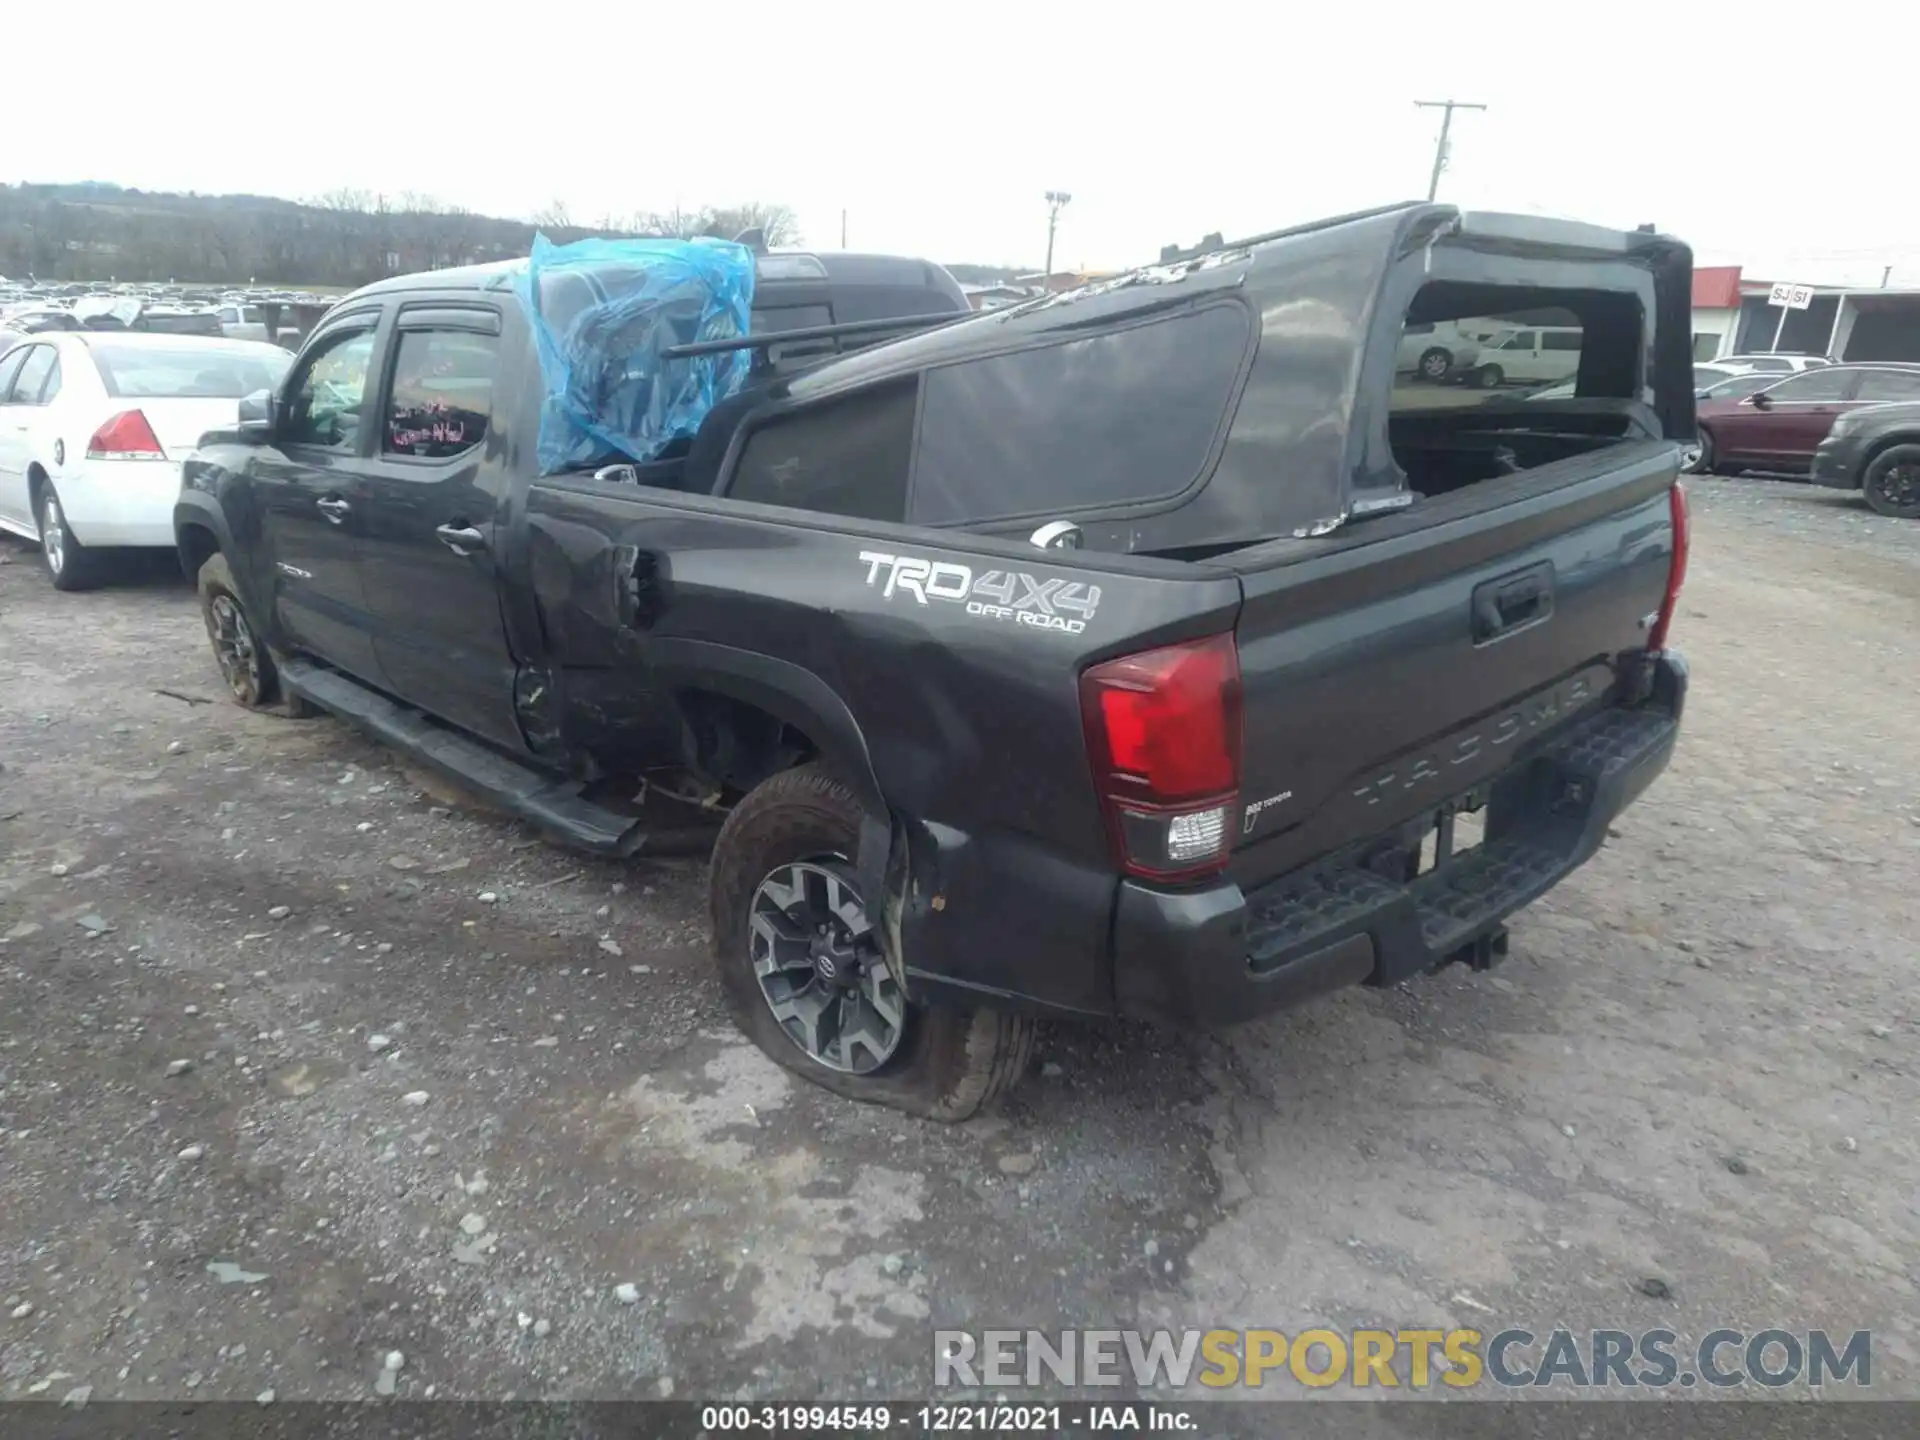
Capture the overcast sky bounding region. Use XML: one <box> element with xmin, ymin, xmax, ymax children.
<box><xmin>13</xmin><ymin>1</ymin><xmax>1918</xmax><ymax>284</ymax></box>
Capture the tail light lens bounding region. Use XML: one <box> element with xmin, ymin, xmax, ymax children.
<box><xmin>86</xmin><ymin>409</ymin><xmax>167</xmax><ymax>460</ymax></box>
<box><xmin>1646</xmin><ymin>481</ymin><xmax>1689</xmax><ymax>652</ymax></box>
<box><xmin>1080</xmin><ymin>631</ymin><xmax>1243</xmax><ymax>881</ymax></box>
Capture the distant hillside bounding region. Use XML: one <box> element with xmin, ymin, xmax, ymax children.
<box><xmin>0</xmin><ymin>182</ymin><xmax>1016</xmax><ymax>288</ymax></box>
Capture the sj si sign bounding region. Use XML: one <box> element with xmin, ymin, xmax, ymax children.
<box><xmin>1767</xmin><ymin>282</ymin><xmax>1815</xmax><ymax>310</ymax></box>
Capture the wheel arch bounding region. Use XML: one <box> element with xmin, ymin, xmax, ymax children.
<box><xmin>176</xmin><ymin>520</ymin><xmax>221</xmax><ymax>585</ymax></box>
<box><xmin>1859</xmin><ymin>430</ymin><xmax>1920</xmax><ymax>480</ymax></box>
<box><xmin>648</xmin><ymin>638</ymin><xmax>886</xmax><ymax>817</ymax></box>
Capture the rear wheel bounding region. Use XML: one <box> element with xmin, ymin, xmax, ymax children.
<box><xmin>1474</xmin><ymin>363</ymin><xmax>1504</xmax><ymax>389</ymax></box>
<box><xmin>197</xmin><ymin>552</ymin><xmax>314</xmax><ymax>714</ymax></box>
<box><xmin>1862</xmin><ymin>443</ymin><xmax>1920</xmax><ymax>519</ymax></box>
<box><xmin>708</xmin><ymin>764</ymin><xmax>1036</xmax><ymax>1119</ymax></box>
<box><xmin>35</xmin><ymin>483</ymin><xmax>112</xmax><ymax>592</ymax></box>
<box><xmin>1417</xmin><ymin>347</ymin><xmax>1453</xmax><ymax>382</ymax></box>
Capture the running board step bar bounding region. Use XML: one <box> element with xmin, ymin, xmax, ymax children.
<box><xmin>278</xmin><ymin>660</ymin><xmax>647</xmax><ymax>857</ymax></box>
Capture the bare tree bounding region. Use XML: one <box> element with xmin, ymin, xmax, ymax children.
<box><xmin>314</xmin><ymin>187</ymin><xmax>374</xmax><ymax>213</ymax></box>
<box><xmin>707</xmin><ymin>202</ymin><xmax>801</xmax><ymax>247</ymax></box>
<box><xmin>530</xmin><ymin>199</ymin><xmax>573</xmax><ymax>230</ymax></box>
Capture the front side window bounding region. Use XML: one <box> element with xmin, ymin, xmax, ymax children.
<box><xmin>726</xmin><ymin>380</ymin><xmax>916</xmax><ymax>521</ymax></box>
<box><xmin>1742</xmin><ymin>357</ymin><xmax>1790</xmax><ymax>372</ymax></box>
<box><xmin>911</xmin><ymin>303</ymin><xmax>1253</xmax><ymax>525</ymax></box>
<box><xmin>1766</xmin><ymin>370</ymin><xmax>1854</xmax><ymax>402</ymax></box>
<box><xmin>383</xmin><ymin>329</ymin><xmax>499</xmax><ymax>459</ymax></box>
<box><xmin>282</xmin><ymin>328</ymin><xmax>377</xmax><ymax>450</ymax></box>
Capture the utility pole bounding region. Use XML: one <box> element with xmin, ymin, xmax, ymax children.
<box><xmin>1414</xmin><ymin>100</ymin><xmax>1487</xmax><ymax>201</ymax></box>
<box><xmin>1044</xmin><ymin>190</ymin><xmax>1072</xmax><ymax>283</ymax></box>
<box><xmin>841</xmin><ymin>209</ymin><xmax>848</xmax><ymax>249</ymax></box>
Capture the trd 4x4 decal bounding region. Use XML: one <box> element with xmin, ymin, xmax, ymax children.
<box><xmin>858</xmin><ymin>551</ymin><xmax>1101</xmax><ymax>635</ymax></box>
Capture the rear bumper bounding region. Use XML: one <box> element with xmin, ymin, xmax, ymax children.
<box><xmin>1111</xmin><ymin>653</ymin><xmax>1689</xmax><ymax>1027</ymax></box>
<box><xmin>54</xmin><ymin>459</ymin><xmax>185</xmax><ymax>547</ymax></box>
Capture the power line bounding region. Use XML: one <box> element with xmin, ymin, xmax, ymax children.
<box><xmin>1414</xmin><ymin>99</ymin><xmax>1487</xmax><ymax>201</ymax></box>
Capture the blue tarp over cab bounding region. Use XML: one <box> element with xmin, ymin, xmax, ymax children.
<box><xmin>512</xmin><ymin>233</ymin><xmax>755</xmax><ymax>475</ymax></box>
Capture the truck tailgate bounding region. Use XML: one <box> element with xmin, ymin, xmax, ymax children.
<box><xmin>1226</xmin><ymin>440</ymin><xmax>1680</xmax><ymax>893</ymax></box>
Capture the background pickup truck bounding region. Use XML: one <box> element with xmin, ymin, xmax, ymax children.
<box><xmin>175</xmin><ymin>204</ymin><xmax>1695</xmax><ymax>1118</ymax></box>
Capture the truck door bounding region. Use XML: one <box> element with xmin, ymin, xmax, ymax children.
<box><xmin>252</xmin><ymin>312</ymin><xmax>386</xmax><ymax>685</ymax></box>
<box><xmin>353</xmin><ymin>305</ymin><xmax>527</xmax><ymax>753</ymax></box>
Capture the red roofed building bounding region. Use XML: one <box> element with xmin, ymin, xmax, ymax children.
<box><xmin>1690</xmin><ymin>265</ymin><xmax>1744</xmax><ymax>360</ymax></box>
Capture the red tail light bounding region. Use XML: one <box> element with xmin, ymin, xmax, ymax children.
<box><xmin>1646</xmin><ymin>481</ymin><xmax>1690</xmax><ymax>652</ymax></box>
<box><xmin>86</xmin><ymin>409</ymin><xmax>166</xmax><ymax>460</ymax></box>
<box><xmin>1080</xmin><ymin>631</ymin><xmax>1243</xmax><ymax>881</ymax></box>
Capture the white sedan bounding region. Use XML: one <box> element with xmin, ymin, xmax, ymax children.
<box><xmin>0</xmin><ymin>331</ymin><xmax>289</xmax><ymax>590</ymax></box>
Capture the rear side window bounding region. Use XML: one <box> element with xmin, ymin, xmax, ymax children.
<box><xmin>726</xmin><ymin>381</ymin><xmax>916</xmax><ymax>521</ymax></box>
<box><xmin>92</xmin><ymin>343</ymin><xmax>290</xmax><ymax>398</ymax></box>
<box><xmin>1767</xmin><ymin>370</ymin><xmax>1854</xmax><ymax>402</ymax></box>
<box><xmin>383</xmin><ymin>330</ymin><xmax>498</xmax><ymax>459</ymax></box>
<box><xmin>9</xmin><ymin>345</ymin><xmax>55</xmax><ymax>404</ymax></box>
<box><xmin>1854</xmin><ymin>370</ymin><xmax>1920</xmax><ymax>402</ymax></box>
<box><xmin>910</xmin><ymin>304</ymin><xmax>1252</xmax><ymax>525</ymax></box>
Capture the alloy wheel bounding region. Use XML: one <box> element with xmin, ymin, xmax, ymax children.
<box><xmin>1870</xmin><ymin>458</ymin><xmax>1920</xmax><ymax>514</ymax></box>
<box><xmin>747</xmin><ymin>859</ymin><xmax>905</xmax><ymax>1074</ymax></box>
<box><xmin>206</xmin><ymin>593</ymin><xmax>263</xmax><ymax>701</ymax></box>
<box><xmin>39</xmin><ymin>492</ymin><xmax>66</xmax><ymax>576</ymax></box>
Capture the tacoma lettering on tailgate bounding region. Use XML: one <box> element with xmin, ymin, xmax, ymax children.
<box><xmin>1351</xmin><ymin>671</ymin><xmax>1600</xmax><ymax>807</ymax></box>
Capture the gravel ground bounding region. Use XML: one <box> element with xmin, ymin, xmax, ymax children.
<box><xmin>1</xmin><ymin>477</ymin><xmax>1915</xmax><ymax>1405</ymax></box>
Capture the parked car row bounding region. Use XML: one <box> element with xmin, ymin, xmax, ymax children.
<box><xmin>1688</xmin><ymin>362</ymin><xmax>1920</xmax><ymax>516</ymax></box>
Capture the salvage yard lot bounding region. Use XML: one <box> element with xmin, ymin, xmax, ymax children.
<box><xmin>1</xmin><ymin>478</ymin><xmax>1916</xmax><ymax>1402</ymax></box>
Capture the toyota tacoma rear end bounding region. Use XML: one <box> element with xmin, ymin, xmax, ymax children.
<box><xmin>873</xmin><ymin>202</ymin><xmax>1696</xmax><ymax>1044</ymax></box>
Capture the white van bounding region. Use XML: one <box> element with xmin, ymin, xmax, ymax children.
<box><xmin>1471</xmin><ymin>326</ymin><xmax>1582</xmax><ymax>388</ymax></box>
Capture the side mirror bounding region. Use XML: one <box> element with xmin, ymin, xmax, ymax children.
<box><xmin>236</xmin><ymin>388</ymin><xmax>275</xmax><ymax>439</ymax></box>
<box><xmin>1694</xmin><ymin>388</ymin><xmax>1711</xmax><ymax>400</ymax></box>
<box><xmin>1748</xmin><ymin>391</ymin><xmax>1772</xmax><ymax>410</ymax></box>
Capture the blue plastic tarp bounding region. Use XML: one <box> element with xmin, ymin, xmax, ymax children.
<box><xmin>512</xmin><ymin>234</ymin><xmax>756</xmax><ymax>474</ymax></box>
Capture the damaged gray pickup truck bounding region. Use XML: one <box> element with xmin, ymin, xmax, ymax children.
<box><xmin>175</xmin><ymin>204</ymin><xmax>1695</xmax><ymax>1117</ymax></box>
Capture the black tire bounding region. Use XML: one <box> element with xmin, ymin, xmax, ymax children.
<box><xmin>708</xmin><ymin>764</ymin><xmax>1036</xmax><ymax>1120</ymax></box>
<box><xmin>1861</xmin><ymin>443</ymin><xmax>1920</xmax><ymax>519</ymax></box>
<box><xmin>197</xmin><ymin>553</ymin><xmax>315</xmax><ymax>714</ymax></box>
<box><xmin>1474</xmin><ymin>363</ymin><xmax>1504</xmax><ymax>389</ymax></box>
<box><xmin>1689</xmin><ymin>427</ymin><xmax>1716</xmax><ymax>475</ymax></box>
<box><xmin>1417</xmin><ymin>347</ymin><xmax>1453</xmax><ymax>382</ymax></box>
<box><xmin>34</xmin><ymin>480</ymin><xmax>112</xmax><ymax>592</ymax></box>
